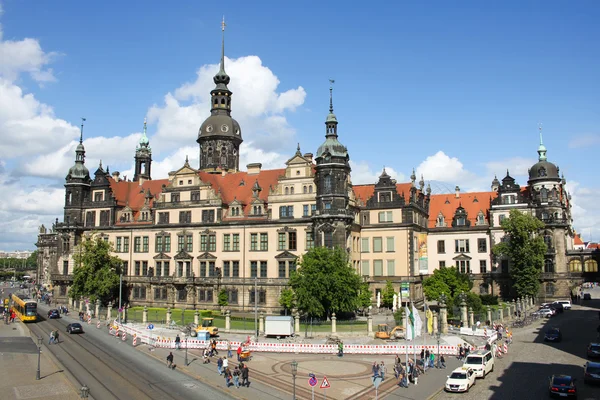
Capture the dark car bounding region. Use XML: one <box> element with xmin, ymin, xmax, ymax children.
<box><xmin>583</xmin><ymin>293</ymin><xmax>592</xmax><ymax>300</ymax></box>
<box><xmin>47</xmin><ymin>309</ymin><xmax>60</xmax><ymax>319</ymax></box>
<box><xmin>549</xmin><ymin>303</ymin><xmax>564</xmax><ymax>314</ymax></box>
<box><xmin>545</xmin><ymin>328</ymin><xmax>563</xmax><ymax>342</ymax></box>
<box><xmin>66</xmin><ymin>323</ymin><xmax>84</xmax><ymax>334</ymax></box>
<box><xmin>584</xmin><ymin>361</ymin><xmax>600</xmax><ymax>385</ymax></box>
<box><xmin>549</xmin><ymin>375</ymin><xmax>577</xmax><ymax>398</ymax></box>
<box><xmin>588</xmin><ymin>343</ymin><xmax>600</xmax><ymax>359</ymax></box>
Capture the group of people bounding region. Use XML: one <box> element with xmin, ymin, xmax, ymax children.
<box><xmin>48</xmin><ymin>329</ymin><xmax>60</xmax><ymax>344</ymax></box>
<box><xmin>390</xmin><ymin>351</ymin><xmax>446</xmax><ymax>389</ymax></box>
<box><xmin>2</xmin><ymin>309</ymin><xmax>16</xmax><ymax>324</ymax></box>
<box><xmin>457</xmin><ymin>343</ymin><xmax>472</xmax><ymax>360</ymax></box>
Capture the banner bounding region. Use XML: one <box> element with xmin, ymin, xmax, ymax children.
<box><xmin>412</xmin><ymin>304</ymin><xmax>423</xmax><ymax>337</ymax></box>
<box><xmin>405</xmin><ymin>306</ymin><xmax>413</xmax><ymax>339</ymax></box>
<box><xmin>418</xmin><ymin>233</ymin><xmax>428</xmax><ymax>273</ymax></box>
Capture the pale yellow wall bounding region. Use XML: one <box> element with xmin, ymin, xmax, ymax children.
<box><xmin>427</xmin><ymin>231</ymin><xmax>491</xmax><ymax>274</ymax></box>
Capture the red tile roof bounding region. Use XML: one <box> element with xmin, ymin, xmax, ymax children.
<box><xmin>428</xmin><ymin>191</ymin><xmax>497</xmax><ymax>228</ymax></box>
<box><xmin>109</xmin><ymin>179</ymin><xmax>169</xmax><ymax>208</ymax></box>
<box><xmin>574</xmin><ymin>233</ymin><xmax>584</xmax><ymax>246</ymax></box>
<box><xmin>353</xmin><ymin>183</ymin><xmax>414</xmax><ymax>204</ymax></box>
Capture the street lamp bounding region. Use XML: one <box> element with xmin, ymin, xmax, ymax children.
<box><xmin>36</xmin><ymin>336</ymin><xmax>42</xmax><ymax>380</ymax></box>
<box><xmin>79</xmin><ymin>385</ymin><xmax>90</xmax><ymax>398</ymax></box>
<box><xmin>436</xmin><ymin>332</ymin><xmax>441</xmax><ymax>368</ymax></box>
<box><xmin>291</xmin><ymin>360</ymin><xmax>298</xmax><ymax>400</ymax></box>
<box><xmin>185</xmin><ymin>337</ymin><xmax>188</xmax><ymax>366</ymax></box>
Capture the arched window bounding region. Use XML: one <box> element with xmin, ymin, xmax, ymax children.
<box><xmin>477</xmin><ymin>213</ymin><xmax>485</xmax><ymax>225</ymax></box>
<box><xmin>544</xmin><ymin>259</ymin><xmax>554</xmax><ymax>273</ymax></box>
<box><xmin>207</xmin><ymin>148</ymin><xmax>213</xmax><ymax>165</ymax></box>
<box><xmin>220</xmin><ymin>147</ymin><xmax>227</xmax><ymax>166</ymax></box>
<box><xmin>585</xmin><ymin>259</ymin><xmax>599</xmax><ymax>273</ymax></box>
<box><xmin>221</xmin><ymin>98</ymin><xmax>225</xmax><ymax>105</ymax></box>
<box><xmin>213</xmin><ymin>98</ymin><xmax>218</xmax><ymax>105</ymax></box>
<box><xmin>324</xmin><ymin>175</ymin><xmax>332</xmax><ymax>192</ymax></box>
<box><xmin>569</xmin><ymin>259</ymin><xmax>582</xmax><ymax>272</ymax></box>
<box><xmin>436</xmin><ymin>215</ymin><xmax>445</xmax><ymax>227</ymax></box>
<box><xmin>309</xmin><ymin>186</ymin><xmax>313</xmax><ymax>193</ymax></box>
<box><xmin>545</xmin><ymin>283</ymin><xmax>555</xmax><ymax>296</ymax></box>
<box><xmin>290</xmin><ymin>187</ymin><xmax>294</xmax><ymax>195</ymax></box>
<box><xmin>540</xmin><ymin>188</ymin><xmax>548</xmax><ymax>202</ymax></box>
<box><xmin>285</xmin><ymin>187</ymin><xmax>289</xmax><ymax>195</ymax></box>
<box><xmin>303</xmin><ymin>186</ymin><xmax>307</xmax><ymax>194</ymax></box>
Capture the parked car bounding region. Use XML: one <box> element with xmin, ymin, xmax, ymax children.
<box><xmin>534</xmin><ymin>308</ymin><xmax>554</xmax><ymax>318</ymax></box>
<box><xmin>544</xmin><ymin>328</ymin><xmax>562</xmax><ymax>342</ymax></box>
<box><xmin>47</xmin><ymin>309</ymin><xmax>60</xmax><ymax>319</ymax></box>
<box><xmin>66</xmin><ymin>323</ymin><xmax>84</xmax><ymax>334</ymax></box>
<box><xmin>548</xmin><ymin>375</ymin><xmax>577</xmax><ymax>398</ymax></box>
<box><xmin>555</xmin><ymin>300</ymin><xmax>572</xmax><ymax>310</ymax></box>
<box><xmin>549</xmin><ymin>303</ymin><xmax>564</xmax><ymax>313</ymax></box>
<box><xmin>587</xmin><ymin>343</ymin><xmax>600</xmax><ymax>359</ymax></box>
<box><xmin>583</xmin><ymin>293</ymin><xmax>592</xmax><ymax>300</ymax></box>
<box><xmin>584</xmin><ymin>361</ymin><xmax>600</xmax><ymax>384</ymax></box>
<box><xmin>445</xmin><ymin>367</ymin><xmax>476</xmax><ymax>392</ymax></box>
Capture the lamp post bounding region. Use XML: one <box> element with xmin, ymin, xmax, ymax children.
<box><xmin>185</xmin><ymin>337</ymin><xmax>188</xmax><ymax>366</ymax></box>
<box><xmin>79</xmin><ymin>385</ymin><xmax>90</xmax><ymax>398</ymax></box>
<box><xmin>291</xmin><ymin>360</ymin><xmax>298</xmax><ymax>400</ymax></box>
<box><xmin>36</xmin><ymin>336</ymin><xmax>42</xmax><ymax>380</ymax></box>
<box><xmin>436</xmin><ymin>332</ymin><xmax>441</xmax><ymax>368</ymax></box>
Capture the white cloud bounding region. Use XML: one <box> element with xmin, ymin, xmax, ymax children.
<box><xmin>416</xmin><ymin>151</ymin><xmax>477</xmax><ymax>183</ymax></box>
<box><xmin>350</xmin><ymin>161</ymin><xmax>404</xmax><ymax>185</ymax></box>
<box><xmin>485</xmin><ymin>157</ymin><xmax>535</xmax><ymax>178</ymax></box>
<box><xmin>568</xmin><ymin>134</ymin><xmax>600</xmax><ymax>149</ymax></box>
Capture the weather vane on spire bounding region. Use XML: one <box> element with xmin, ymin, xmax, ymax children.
<box><xmin>221</xmin><ymin>16</ymin><xmax>226</xmax><ymax>31</ymax></box>
<box><xmin>329</xmin><ymin>79</ymin><xmax>335</xmax><ymax>113</ymax></box>
<box><xmin>80</xmin><ymin>117</ymin><xmax>86</xmax><ymax>143</ymax></box>
<box><xmin>538</xmin><ymin>122</ymin><xmax>544</xmax><ymax>144</ymax></box>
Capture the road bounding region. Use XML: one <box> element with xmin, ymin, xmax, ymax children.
<box><xmin>4</xmin><ymin>284</ymin><xmax>235</xmax><ymax>400</ymax></box>
<box><xmin>432</xmin><ymin>287</ymin><xmax>600</xmax><ymax>400</ymax></box>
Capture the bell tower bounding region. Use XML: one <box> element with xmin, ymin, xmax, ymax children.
<box><xmin>64</xmin><ymin>118</ymin><xmax>91</xmax><ymax>226</ymax></box>
<box><xmin>134</xmin><ymin>118</ymin><xmax>152</xmax><ymax>182</ymax></box>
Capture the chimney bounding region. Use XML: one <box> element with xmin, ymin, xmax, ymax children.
<box><xmin>455</xmin><ymin>185</ymin><xmax>460</xmax><ymax>199</ymax></box>
<box><xmin>303</xmin><ymin>153</ymin><xmax>313</xmax><ymax>162</ymax></box>
<box><xmin>247</xmin><ymin>163</ymin><xmax>262</xmax><ymax>175</ymax></box>
<box><xmin>112</xmin><ymin>171</ymin><xmax>120</xmax><ymax>182</ymax></box>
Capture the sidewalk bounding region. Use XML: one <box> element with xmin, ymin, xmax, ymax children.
<box><xmin>0</xmin><ymin>318</ymin><xmax>82</xmax><ymax>400</ymax></box>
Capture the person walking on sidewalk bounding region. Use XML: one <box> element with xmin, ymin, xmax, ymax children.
<box><xmin>224</xmin><ymin>366</ymin><xmax>232</xmax><ymax>387</ymax></box>
<box><xmin>49</xmin><ymin>330</ymin><xmax>55</xmax><ymax>345</ymax></box>
<box><xmin>379</xmin><ymin>361</ymin><xmax>386</xmax><ymax>380</ymax></box>
<box><xmin>166</xmin><ymin>352</ymin><xmax>174</xmax><ymax>368</ymax></box>
<box><xmin>241</xmin><ymin>363</ymin><xmax>250</xmax><ymax>387</ymax></box>
<box><xmin>217</xmin><ymin>357</ymin><xmax>224</xmax><ymax>375</ymax></box>
<box><xmin>223</xmin><ymin>356</ymin><xmax>229</xmax><ymax>372</ymax></box>
<box><xmin>440</xmin><ymin>354</ymin><xmax>446</xmax><ymax>369</ymax></box>
<box><xmin>233</xmin><ymin>366</ymin><xmax>241</xmax><ymax>388</ymax></box>
<box><xmin>175</xmin><ymin>334</ymin><xmax>181</xmax><ymax>350</ymax></box>
<box><xmin>237</xmin><ymin>345</ymin><xmax>243</xmax><ymax>361</ymax></box>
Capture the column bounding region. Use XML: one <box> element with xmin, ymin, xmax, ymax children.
<box><xmin>78</xmin><ymin>298</ymin><xmax>83</xmax><ymax>312</ymax></box>
<box><xmin>440</xmin><ymin>305</ymin><xmax>448</xmax><ymax>334</ymax></box>
<box><xmin>511</xmin><ymin>300</ymin><xmax>516</xmax><ymax>318</ymax></box>
<box><xmin>460</xmin><ymin>300</ymin><xmax>468</xmax><ymax>328</ymax></box>
<box><xmin>294</xmin><ymin>312</ymin><xmax>300</xmax><ymax>334</ymax></box>
<box><xmin>143</xmin><ymin>306</ymin><xmax>148</xmax><ymax>324</ymax></box>
<box><xmin>123</xmin><ymin>306</ymin><xmax>128</xmax><ymax>323</ymax></box>
<box><xmin>259</xmin><ymin>312</ymin><xmax>264</xmax><ymax>334</ymax></box>
<box><xmin>107</xmin><ymin>302</ymin><xmax>112</xmax><ymax>321</ymax></box>
<box><xmin>166</xmin><ymin>307</ymin><xmax>172</xmax><ymax>325</ymax></box>
<box><xmin>498</xmin><ymin>306</ymin><xmax>503</xmax><ymax>322</ymax></box>
<box><xmin>432</xmin><ymin>311</ymin><xmax>439</xmax><ymax>334</ymax></box>
<box><xmin>486</xmin><ymin>306</ymin><xmax>492</xmax><ymax>326</ymax></box>
<box><xmin>468</xmin><ymin>309</ymin><xmax>474</xmax><ymax>328</ymax></box>
<box><xmin>225</xmin><ymin>310</ymin><xmax>231</xmax><ymax>333</ymax></box>
<box><xmin>331</xmin><ymin>313</ymin><xmax>337</xmax><ymax>334</ymax></box>
<box><xmin>95</xmin><ymin>299</ymin><xmax>100</xmax><ymax>319</ymax></box>
<box><xmin>194</xmin><ymin>310</ymin><xmax>199</xmax><ymax>326</ymax></box>
<box><xmin>367</xmin><ymin>311</ymin><xmax>373</xmax><ymax>335</ymax></box>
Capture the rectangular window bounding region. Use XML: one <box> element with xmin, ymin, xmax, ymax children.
<box><xmin>202</xmin><ymin>209</ymin><xmax>215</xmax><ymax>223</ymax></box>
<box><xmin>94</xmin><ymin>192</ymin><xmax>103</xmax><ymax>202</ymax></box>
<box><xmin>134</xmin><ymin>237</ymin><xmax>141</xmax><ymax>253</ymax></box>
<box><xmin>158</xmin><ymin>212</ymin><xmax>169</xmax><ymax>224</ymax></box>
<box><xmin>142</xmin><ymin>236</ymin><xmax>149</xmax><ymax>252</ymax></box>
<box><xmin>142</xmin><ymin>261</ymin><xmax>148</xmax><ymax>276</ymax></box>
<box><xmin>232</xmin><ymin>261</ymin><xmax>239</xmax><ymax>277</ymax></box>
<box><xmin>311</xmin><ymin>204</ymin><xmax>317</xmax><ymax>215</ymax></box>
<box><xmin>288</xmin><ymin>232</ymin><xmax>297</xmax><ymax>250</ymax></box>
<box><xmin>123</xmin><ymin>237</ymin><xmax>129</xmax><ymax>253</ymax></box>
<box><xmin>179</xmin><ymin>211</ymin><xmax>191</xmax><ymax>224</ymax></box>
<box><xmin>289</xmin><ymin>260</ymin><xmax>296</xmax><ymax>275</ymax></box>
<box><xmin>228</xmin><ymin>289</ymin><xmax>238</xmax><ymax>304</ymax></box>
<box><xmin>250</xmin><ymin>233</ymin><xmax>258</xmax><ymax>251</ymax></box>
<box><xmin>361</xmin><ymin>260</ymin><xmax>370</xmax><ymax>276</ymax></box>
<box><xmin>116</xmin><ymin>237</ymin><xmax>122</xmax><ymax>252</ymax></box>
<box><xmin>155</xmin><ymin>236</ymin><xmax>162</xmax><ymax>252</ymax></box>
<box><xmin>373</xmin><ymin>237</ymin><xmax>383</xmax><ymax>253</ymax></box>
<box><xmin>501</xmin><ymin>259</ymin><xmax>509</xmax><ymax>274</ymax></box>
<box><xmin>200</xmin><ymin>261</ymin><xmax>206</xmax><ymax>277</ymax></box>
<box><xmin>478</xmin><ymin>238</ymin><xmax>487</xmax><ymax>253</ymax></box>
<box><xmin>135</xmin><ymin>261</ymin><xmax>141</xmax><ymax>275</ymax></box>
<box><xmin>260</xmin><ymin>233</ymin><xmax>268</xmax><ymax>251</ymax></box>
<box><xmin>99</xmin><ymin>210</ymin><xmax>110</xmax><ymax>226</ymax></box>
<box><xmin>201</xmin><ymin>235</ymin><xmax>207</xmax><ymax>251</ymax></box>
<box><xmin>437</xmin><ymin>240</ymin><xmax>445</xmax><ymax>253</ymax></box>
<box><xmin>455</xmin><ymin>239</ymin><xmax>469</xmax><ymax>253</ymax></box>
<box><xmin>249</xmin><ymin>291</ymin><xmax>255</xmax><ymax>304</ymax></box>
<box><xmin>374</xmin><ymin>260</ymin><xmax>383</xmax><ymax>276</ymax></box>
<box><xmin>386</xmin><ymin>260</ymin><xmax>395</xmax><ymax>276</ymax></box>
<box><xmin>164</xmin><ymin>236</ymin><xmax>171</xmax><ymax>252</ymax></box>
<box><xmin>259</xmin><ymin>290</ymin><xmax>266</xmax><ymax>304</ymax></box>
<box><xmin>186</xmin><ymin>261</ymin><xmax>192</xmax><ymax>277</ymax></box>
<box><xmin>306</xmin><ymin>231</ymin><xmax>314</xmax><ymax>250</ymax></box>
<box><xmin>163</xmin><ymin>261</ymin><xmax>170</xmax><ymax>276</ymax></box>
<box><xmin>208</xmin><ymin>261</ymin><xmax>216</xmax><ymax>277</ymax></box>
<box><xmin>62</xmin><ymin>261</ymin><xmax>68</xmax><ymax>275</ymax></box>
<box><xmin>361</xmin><ymin>237</ymin><xmax>370</xmax><ymax>253</ymax></box>
<box><xmin>250</xmin><ymin>261</ymin><xmax>258</xmax><ymax>278</ymax></box>
<box><xmin>186</xmin><ymin>235</ymin><xmax>193</xmax><ymax>252</ymax></box>
<box><xmin>278</xmin><ymin>233</ymin><xmax>286</xmax><ymax>250</ymax></box>
<box><xmin>208</xmin><ymin>234</ymin><xmax>216</xmax><ymax>252</ymax></box>
<box><xmin>232</xmin><ymin>234</ymin><xmax>240</xmax><ymax>251</ymax></box>
<box><xmin>171</xmin><ymin>193</ymin><xmax>180</xmax><ymax>203</ymax></box>
<box><xmin>178</xmin><ymin>288</ymin><xmax>186</xmax><ymax>301</ymax></box>
<box><xmin>378</xmin><ymin>211</ymin><xmax>393</xmax><ymax>223</ymax></box>
<box><xmin>177</xmin><ymin>262</ymin><xmax>184</xmax><ymax>277</ymax></box>
<box><xmin>303</xmin><ymin>204</ymin><xmax>309</xmax><ymax>217</ymax></box>
<box><xmin>191</xmin><ymin>191</ymin><xmax>200</xmax><ymax>201</ymax></box>
<box><xmin>439</xmin><ymin>261</ymin><xmax>446</xmax><ymax>268</ymax></box>
<box><xmin>480</xmin><ymin>260</ymin><xmax>487</xmax><ymax>274</ymax></box>
<box><xmin>455</xmin><ymin>260</ymin><xmax>471</xmax><ymax>274</ymax></box>
<box><xmin>206</xmin><ymin>289</ymin><xmax>213</xmax><ymax>302</ymax></box>
<box><xmin>279</xmin><ymin>261</ymin><xmax>287</xmax><ymax>277</ymax></box>
<box><xmin>122</xmin><ymin>261</ymin><xmax>128</xmax><ymax>276</ymax></box>
<box><xmin>85</xmin><ymin>211</ymin><xmax>96</xmax><ymax>227</ymax></box>
<box><xmin>156</xmin><ymin>261</ymin><xmax>162</xmax><ymax>277</ymax></box>
<box><xmin>386</xmin><ymin>237</ymin><xmax>395</xmax><ymax>252</ymax></box>
<box><xmin>223</xmin><ymin>234</ymin><xmax>231</xmax><ymax>251</ymax></box>
<box><xmin>223</xmin><ymin>261</ymin><xmax>230</xmax><ymax>277</ymax></box>
<box><xmin>260</xmin><ymin>261</ymin><xmax>267</xmax><ymax>277</ymax></box>
<box><xmin>178</xmin><ymin>235</ymin><xmax>185</xmax><ymax>252</ymax></box>
<box><xmin>198</xmin><ymin>289</ymin><xmax>205</xmax><ymax>302</ymax></box>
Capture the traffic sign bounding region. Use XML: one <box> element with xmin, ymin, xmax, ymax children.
<box><xmin>372</xmin><ymin>376</ymin><xmax>383</xmax><ymax>389</ymax></box>
<box><xmin>147</xmin><ymin>323</ymin><xmax>154</xmax><ymax>330</ymax></box>
<box><xmin>308</xmin><ymin>376</ymin><xmax>317</xmax><ymax>387</ymax></box>
<box><xmin>320</xmin><ymin>376</ymin><xmax>331</xmax><ymax>389</ymax></box>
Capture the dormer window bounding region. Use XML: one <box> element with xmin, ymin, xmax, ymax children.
<box><xmin>94</xmin><ymin>192</ymin><xmax>103</xmax><ymax>202</ymax></box>
<box><xmin>253</xmin><ymin>205</ymin><xmax>262</xmax><ymax>215</ymax></box>
<box><xmin>436</xmin><ymin>214</ymin><xmax>445</xmax><ymax>227</ymax></box>
<box><xmin>379</xmin><ymin>192</ymin><xmax>391</xmax><ymax>202</ymax></box>
<box><xmin>457</xmin><ymin>216</ymin><xmax>466</xmax><ymax>226</ymax></box>
<box><xmin>191</xmin><ymin>191</ymin><xmax>200</xmax><ymax>201</ymax></box>
<box><xmin>172</xmin><ymin>193</ymin><xmax>180</xmax><ymax>203</ymax></box>
<box><xmin>476</xmin><ymin>212</ymin><xmax>485</xmax><ymax>225</ymax></box>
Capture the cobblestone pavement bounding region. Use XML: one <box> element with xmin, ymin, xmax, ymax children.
<box><xmin>433</xmin><ymin>288</ymin><xmax>600</xmax><ymax>400</ymax></box>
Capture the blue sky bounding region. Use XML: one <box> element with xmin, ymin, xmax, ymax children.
<box><xmin>1</xmin><ymin>1</ymin><xmax>599</xmax><ymax>250</ymax></box>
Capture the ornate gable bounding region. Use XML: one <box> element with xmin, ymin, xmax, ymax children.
<box><xmin>197</xmin><ymin>252</ymin><xmax>217</xmax><ymax>260</ymax></box>
<box><xmin>275</xmin><ymin>251</ymin><xmax>298</xmax><ymax>259</ymax></box>
<box><xmin>153</xmin><ymin>252</ymin><xmax>172</xmax><ymax>260</ymax></box>
<box><xmin>365</xmin><ymin>169</ymin><xmax>406</xmax><ymax>209</ymax></box>
<box><xmin>174</xmin><ymin>250</ymin><xmax>192</xmax><ymax>260</ymax></box>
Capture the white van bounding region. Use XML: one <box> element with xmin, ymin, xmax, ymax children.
<box><xmin>555</xmin><ymin>300</ymin><xmax>571</xmax><ymax>310</ymax></box>
<box><xmin>463</xmin><ymin>350</ymin><xmax>494</xmax><ymax>378</ymax></box>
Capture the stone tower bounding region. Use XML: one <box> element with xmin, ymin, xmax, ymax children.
<box><xmin>312</xmin><ymin>82</ymin><xmax>353</xmax><ymax>249</ymax></box>
<box><xmin>134</xmin><ymin>118</ymin><xmax>152</xmax><ymax>182</ymax></box>
<box><xmin>196</xmin><ymin>18</ymin><xmax>242</xmax><ymax>173</ymax></box>
<box><xmin>64</xmin><ymin>119</ymin><xmax>91</xmax><ymax>226</ymax></box>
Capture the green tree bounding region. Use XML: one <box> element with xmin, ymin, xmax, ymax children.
<box><xmin>289</xmin><ymin>247</ymin><xmax>363</xmax><ymax>319</ymax></box>
<box><xmin>492</xmin><ymin>209</ymin><xmax>546</xmax><ymax>298</ymax></box>
<box><xmin>278</xmin><ymin>288</ymin><xmax>296</xmax><ymax>313</ymax></box>
<box><xmin>217</xmin><ymin>289</ymin><xmax>229</xmax><ymax>307</ymax></box>
<box><xmin>357</xmin><ymin>281</ymin><xmax>372</xmax><ymax>310</ymax></box>
<box><xmin>423</xmin><ymin>266</ymin><xmax>471</xmax><ymax>301</ymax></box>
<box><xmin>70</xmin><ymin>235</ymin><xmax>123</xmax><ymax>305</ymax></box>
<box><xmin>381</xmin><ymin>280</ymin><xmax>395</xmax><ymax>308</ymax></box>
<box><xmin>26</xmin><ymin>251</ymin><xmax>38</xmax><ymax>268</ymax></box>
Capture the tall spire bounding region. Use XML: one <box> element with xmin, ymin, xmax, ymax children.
<box><xmin>325</xmin><ymin>79</ymin><xmax>338</xmax><ymax>138</ymax></box>
<box><xmin>329</xmin><ymin>79</ymin><xmax>335</xmax><ymax>114</ymax></box>
<box><xmin>79</xmin><ymin>117</ymin><xmax>86</xmax><ymax>144</ymax></box>
<box><xmin>213</xmin><ymin>16</ymin><xmax>230</xmax><ymax>89</ymax></box>
<box><xmin>138</xmin><ymin>117</ymin><xmax>150</xmax><ymax>149</ymax></box>
<box><xmin>537</xmin><ymin>122</ymin><xmax>547</xmax><ymax>161</ymax></box>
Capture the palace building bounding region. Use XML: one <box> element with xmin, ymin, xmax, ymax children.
<box><xmin>36</xmin><ymin>29</ymin><xmax>599</xmax><ymax>312</ymax></box>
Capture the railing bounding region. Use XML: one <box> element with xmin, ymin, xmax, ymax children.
<box><xmin>50</xmin><ymin>274</ymin><xmax>73</xmax><ymax>282</ymax></box>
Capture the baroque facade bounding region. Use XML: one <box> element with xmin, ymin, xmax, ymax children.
<box><xmin>36</xmin><ymin>31</ymin><xmax>599</xmax><ymax>312</ymax></box>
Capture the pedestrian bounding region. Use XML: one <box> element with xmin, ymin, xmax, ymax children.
<box><xmin>233</xmin><ymin>366</ymin><xmax>241</xmax><ymax>388</ymax></box>
<box><xmin>372</xmin><ymin>362</ymin><xmax>380</xmax><ymax>378</ymax></box>
<box><xmin>338</xmin><ymin>341</ymin><xmax>344</xmax><ymax>357</ymax></box>
<box><xmin>217</xmin><ymin>357</ymin><xmax>224</xmax><ymax>375</ymax></box>
<box><xmin>379</xmin><ymin>361</ymin><xmax>386</xmax><ymax>380</ymax></box>
<box><xmin>175</xmin><ymin>334</ymin><xmax>181</xmax><ymax>350</ymax></box>
<box><xmin>241</xmin><ymin>364</ymin><xmax>250</xmax><ymax>387</ymax></box>
<box><xmin>224</xmin><ymin>366</ymin><xmax>232</xmax><ymax>387</ymax></box>
<box><xmin>54</xmin><ymin>330</ymin><xmax>59</xmax><ymax>344</ymax></box>
<box><xmin>227</xmin><ymin>340</ymin><xmax>232</xmax><ymax>358</ymax></box>
<box><xmin>223</xmin><ymin>356</ymin><xmax>229</xmax><ymax>372</ymax></box>
<box><xmin>203</xmin><ymin>348</ymin><xmax>211</xmax><ymax>364</ymax></box>
<box><xmin>429</xmin><ymin>352</ymin><xmax>435</xmax><ymax>368</ymax></box>
<box><xmin>211</xmin><ymin>339</ymin><xmax>219</xmax><ymax>356</ymax></box>
<box><xmin>237</xmin><ymin>345</ymin><xmax>243</xmax><ymax>361</ymax></box>
<box><xmin>166</xmin><ymin>352</ymin><xmax>174</xmax><ymax>368</ymax></box>
<box><xmin>440</xmin><ymin>354</ymin><xmax>446</xmax><ymax>369</ymax></box>
<box><xmin>49</xmin><ymin>330</ymin><xmax>55</xmax><ymax>345</ymax></box>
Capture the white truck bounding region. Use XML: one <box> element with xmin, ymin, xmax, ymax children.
<box><xmin>264</xmin><ymin>316</ymin><xmax>294</xmax><ymax>337</ymax></box>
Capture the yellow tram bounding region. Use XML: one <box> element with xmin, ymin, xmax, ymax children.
<box><xmin>11</xmin><ymin>293</ymin><xmax>38</xmax><ymax>322</ymax></box>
